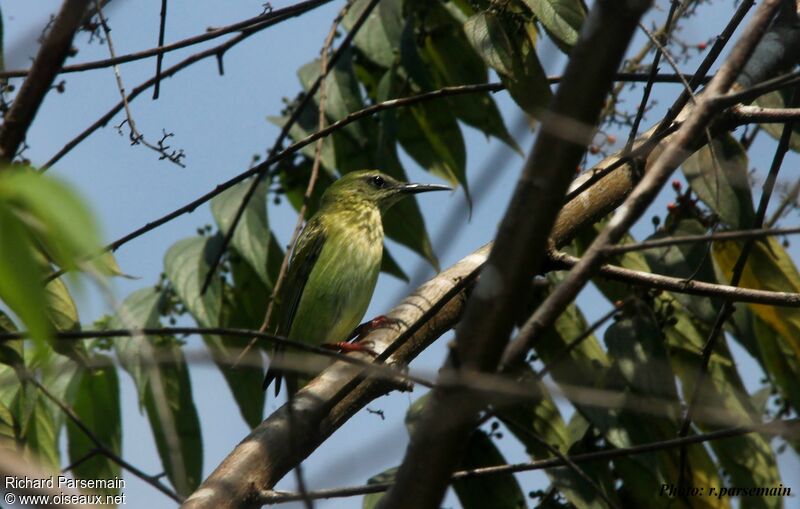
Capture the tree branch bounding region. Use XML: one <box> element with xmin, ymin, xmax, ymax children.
<box><xmin>0</xmin><ymin>0</ymin><xmax>90</xmax><ymax>162</ymax></box>
<box><xmin>378</xmin><ymin>1</ymin><xmax>652</xmax><ymax>508</ymax></box>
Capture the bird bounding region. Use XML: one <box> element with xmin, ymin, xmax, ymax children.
<box><xmin>263</xmin><ymin>169</ymin><xmax>450</xmax><ymax>395</ymax></box>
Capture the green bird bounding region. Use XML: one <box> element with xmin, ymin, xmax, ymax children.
<box><xmin>263</xmin><ymin>170</ymin><xmax>450</xmax><ymax>395</ymax></box>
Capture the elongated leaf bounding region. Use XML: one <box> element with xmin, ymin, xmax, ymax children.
<box><xmin>165</xmin><ymin>234</ymin><xmax>263</xmax><ymax>427</ymax></box>
<box><xmin>343</xmin><ymin>0</ymin><xmax>403</xmax><ymax>67</ymax></box>
<box><xmin>522</xmin><ymin>0</ymin><xmax>586</xmax><ymax>49</ymax></box>
<box><xmin>143</xmin><ymin>338</ymin><xmax>202</xmax><ymax>497</ymax></box>
<box><xmin>0</xmin><ymin>206</ymin><xmax>50</xmax><ymax>343</ymax></box>
<box><xmin>397</xmin><ymin>98</ymin><xmax>469</xmax><ymax>203</ymax></box>
<box><xmin>16</xmin><ymin>385</ymin><xmax>60</xmax><ymax>470</ymax></box>
<box><xmin>454</xmin><ymin>431</ymin><xmax>526</xmax><ymax>509</ymax></box>
<box><xmin>67</xmin><ymin>360</ymin><xmax>122</xmax><ymax>497</ymax></box>
<box><xmin>107</xmin><ymin>286</ymin><xmax>202</xmax><ymax>494</ymax></box>
<box><xmin>211</xmin><ymin>178</ymin><xmax>271</xmax><ymax>286</ymax></box>
<box><xmin>713</xmin><ymin>237</ymin><xmax>800</xmax><ymax>413</ymax></box>
<box><xmin>681</xmin><ymin>134</ymin><xmax>754</xmax><ymax>228</ymax></box>
<box><xmin>45</xmin><ymin>278</ymin><xmax>90</xmax><ymax>366</ymax></box>
<box><xmin>110</xmin><ymin>286</ymin><xmax>165</xmax><ymax>406</ymax></box>
<box><xmin>0</xmin><ymin>169</ymin><xmax>101</xmax><ymax>274</ymax></box>
<box><xmin>464</xmin><ymin>11</ymin><xmax>552</xmax><ymax>117</ymax></box>
<box><xmin>362</xmin><ymin>467</ymin><xmax>397</xmax><ymax>509</ymax></box>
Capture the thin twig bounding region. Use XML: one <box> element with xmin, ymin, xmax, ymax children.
<box><xmin>202</xmin><ymin>0</ymin><xmax>381</xmax><ymax>302</ymax></box>
<box><xmin>95</xmin><ymin>1</ymin><xmax>185</xmax><ymax>167</ymax></box>
<box><xmin>256</xmin><ymin>418</ymin><xmax>799</xmax><ymax>505</ymax></box>
<box><xmin>0</xmin><ymin>0</ymin><xmax>335</xmax><ymax>80</ymax></box>
<box><xmin>603</xmin><ymin>225</ymin><xmax>800</xmax><ymax>253</ymax></box>
<box><xmin>152</xmin><ymin>0</ymin><xmax>168</xmax><ymax>99</ymax></box>
<box><xmin>27</xmin><ymin>376</ymin><xmax>182</xmax><ymax>502</ymax></box>
<box><xmin>676</xmin><ymin>84</ymin><xmax>799</xmax><ymax>484</ymax></box>
<box><xmin>549</xmin><ymin>251</ymin><xmax>800</xmax><ymax>307</ymax></box>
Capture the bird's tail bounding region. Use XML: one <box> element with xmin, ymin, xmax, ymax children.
<box><xmin>262</xmin><ymin>346</ymin><xmax>284</xmax><ymax>396</ymax></box>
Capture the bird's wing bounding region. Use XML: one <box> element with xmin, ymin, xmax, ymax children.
<box><xmin>262</xmin><ymin>217</ymin><xmax>327</xmax><ymax>394</ymax></box>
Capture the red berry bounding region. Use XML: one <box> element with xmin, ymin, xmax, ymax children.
<box><xmin>589</xmin><ymin>145</ymin><xmax>599</xmax><ymax>154</ymax></box>
<box><xmin>697</xmin><ymin>42</ymin><xmax>707</xmax><ymax>51</ymax></box>
<box><xmin>667</xmin><ymin>202</ymin><xmax>677</xmax><ymax>212</ymax></box>
<box><xmin>606</xmin><ymin>134</ymin><xmax>617</xmax><ymax>144</ymax></box>
<box><xmin>672</xmin><ymin>180</ymin><xmax>682</xmax><ymax>191</ymax></box>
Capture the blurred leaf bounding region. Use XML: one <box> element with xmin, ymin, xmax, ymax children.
<box><xmin>754</xmin><ymin>90</ymin><xmax>800</xmax><ymax>152</ymax></box>
<box><xmin>454</xmin><ymin>430</ymin><xmax>526</xmax><ymax>509</ymax></box>
<box><xmin>643</xmin><ymin>219</ymin><xmax>721</xmax><ymax>323</ymax></box>
<box><xmin>498</xmin><ymin>378</ymin><xmax>619</xmax><ymax>509</ymax></box>
<box><xmin>110</xmin><ymin>286</ymin><xmax>165</xmax><ymax>407</ymax></box>
<box><xmin>0</xmin><ymin>206</ymin><xmax>50</xmax><ymax>343</ymax></box>
<box><xmin>211</xmin><ymin>178</ymin><xmax>271</xmax><ymax>286</ymax></box>
<box><xmin>0</xmin><ymin>310</ymin><xmax>23</xmax><ymax>369</ymax></box>
<box><xmin>44</xmin><ymin>278</ymin><xmax>90</xmax><ymax>366</ymax></box>
<box><xmin>143</xmin><ymin>338</ymin><xmax>202</xmax><ymax>497</ymax></box>
<box><xmin>0</xmin><ymin>169</ymin><xmax>101</xmax><ymax>274</ymax></box>
<box><xmin>362</xmin><ymin>467</ymin><xmax>397</xmax><ymax>509</ymax></box>
<box><xmin>67</xmin><ymin>360</ymin><xmax>122</xmax><ymax>497</ymax></box>
<box><xmin>464</xmin><ymin>11</ymin><xmax>552</xmax><ymax>117</ymax></box>
<box><xmin>16</xmin><ymin>385</ymin><xmax>60</xmax><ymax>471</ymax></box>
<box><xmin>343</xmin><ymin>0</ymin><xmax>403</xmax><ymax>67</ymax></box>
<box><xmin>522</xmin><ymin>0</ymin><xmax>586</xmax><ymax>50</ymax></box>
<box><xmin>95</xmin><ymin>251</ymin><xmax>133</xmax><ymax>279</ymax></box>
<box><xmin>681</xmin><ymin>134</ymin><xmax>754</xmax><ymax>228</ymax></box>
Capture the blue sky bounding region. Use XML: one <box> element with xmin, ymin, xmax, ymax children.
<box><xmin>2</xmin><ymin>0</ymin><xmax>798</xmax><ymax>507</ymax></box>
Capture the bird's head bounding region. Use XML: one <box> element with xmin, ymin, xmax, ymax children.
<box><xmin>320</xmin><ymin>170</ymin><xmax>451</xmax><ymax>212</ymax></box>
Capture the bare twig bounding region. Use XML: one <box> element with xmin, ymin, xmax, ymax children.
<box><xmin>27</xmin><ymin>376</ymin><xmax>182</xmax><ymax>503</ymax></box>
<box><xmin>603</xmin><ymin>225</ymin><xmax>800</xmax><ymax>253</ymax></box>
<box><xmin>256</xmin><ymin>418</ymin><xmax>799</xmax><ymax>505</ymax></box>
<box><xmin>152</xmin><ymin>0</ymin><xmax>168</xmax><ymax>99</ymax></box>
<box><xmin>95</xmin><ymin>1</ymin><xmax>185</xmax><ymax>167</ymax></box>
<box><xmin>0</xmin><ymin>0</ymin><xmax>335</xmax><ymax>80</ymax></box>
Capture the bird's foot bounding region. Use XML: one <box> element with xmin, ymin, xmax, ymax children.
<box><xmin>348</xmin><ymin>315</ymin><xmax>400</xmax><ymax>342</ymax></box>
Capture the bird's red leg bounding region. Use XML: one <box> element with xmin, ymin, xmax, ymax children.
<box><xmin>322</xmin><ymin>315</ymin><xmax>400</xmax><ymax>357</ymax></box>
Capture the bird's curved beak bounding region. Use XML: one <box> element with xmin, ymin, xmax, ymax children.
<box><xmin>397</xmin><ymin>183</ymin><xmax>452</xmax><ymax>194</ymax></box>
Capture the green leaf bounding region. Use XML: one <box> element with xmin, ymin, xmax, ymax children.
<box><xmin>164</xmin><ymin>235</ymin><xmax>223</xmax><ymax>328</ymax></box>
<box><xmin>297</xmin><ymin>49</ymin><xmax>366</xmax><ymax>140</ymax></box>
<box><xmin>362</xmin><ymin>467</ymin><xmax>397</xmax><ymax>509</ymax></box>
<box><xmin>211</xmin><ymin>178</ymin><xmax>271</xmax><ymax>286</ymax></box>
<box><xmin>108</xmin><ymin>289</ymin><xmax>206</xmax><ymax>495</ymax></box>
<box><xmin>417</xmin><ymin>12</ymin><xmax>521</xmax><ymax>152</ymax></box>
<box><xmin>16</xmin><ymin>385</ymin><xmax>60</xmax><ymax>471</ymax></box>
<box><xmin>110</xmin><ymin>286</ymin><xmax>165</xmax><ymax>407</ymax></box>
<box><xmin>379</xmin><ymin>247</ymin><xmax>408</xmax><ymax>282</ymax></box>
<box><xmin>498</xmin><ymin>379</ymin><xmax>620</xmax><ymax>509</ymax></box>
<box><xmin>343</xmin><ymin>0</ymin><xmax>403</xmax><ymax>67</ymax></box>
<box><xmin>0</xmin><ymin>206</ymin><xmax>50</xmax><ymax>343</ymax></box>
<box><xmin>164</xmin><ymin>235</ymin><xmax>262</xmax><ymax>427</ymax></box>
<box><xmin>643</xmin><ymin>219</ymin><xmax>721</xmax><ymax>324</ymax></box>
<box><xmin>522</xmin><ymin>0</ymin><xmax>586</xmax><ymax>50</ymax></box>
<box><xmin>454</xmin><ymin>430</ymin><xmax>526</xmax><ymax>509</ymax></box>
<box><xmin>67</xmin><ymin>360</ymin><xmax>122</xmax><ymax>497</ymax></box>
<box><xmin>681</xmin><ymin>134</ymin><xmax>754</xmax><ymax>228</ymax></box>
<box><xmin>44</xmin><ymin>279</ymin><xmax>91</xmax><ymax>366</ymax></box>
<box><xmin>396</xmin><ymin>98</ymin><xmax>469</xmax><ymax>203</ymax></box>
<box><xmin>0</xmin><ymin>169</ymin><xmax>102</xmax><ymax>274</ymax></box>
<box><xmin>143</xmin><ymin>338</ymin><xmax>202</xmax><ymax>497</ymax></box>
<box><xmin>464</xmin><ymin>11</ymin><xmax>552</xmax><ymax>117</ymax></box>
<box><xmin>0</xmin><ymin>310</ymin><xmax>23</xmax><ymax>369</ymax></box>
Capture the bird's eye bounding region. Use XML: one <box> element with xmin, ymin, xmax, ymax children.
<box><xmin>370</xmin><ymin>175</ymin><xmax>386</xmax><ymax>188</ymax></box>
